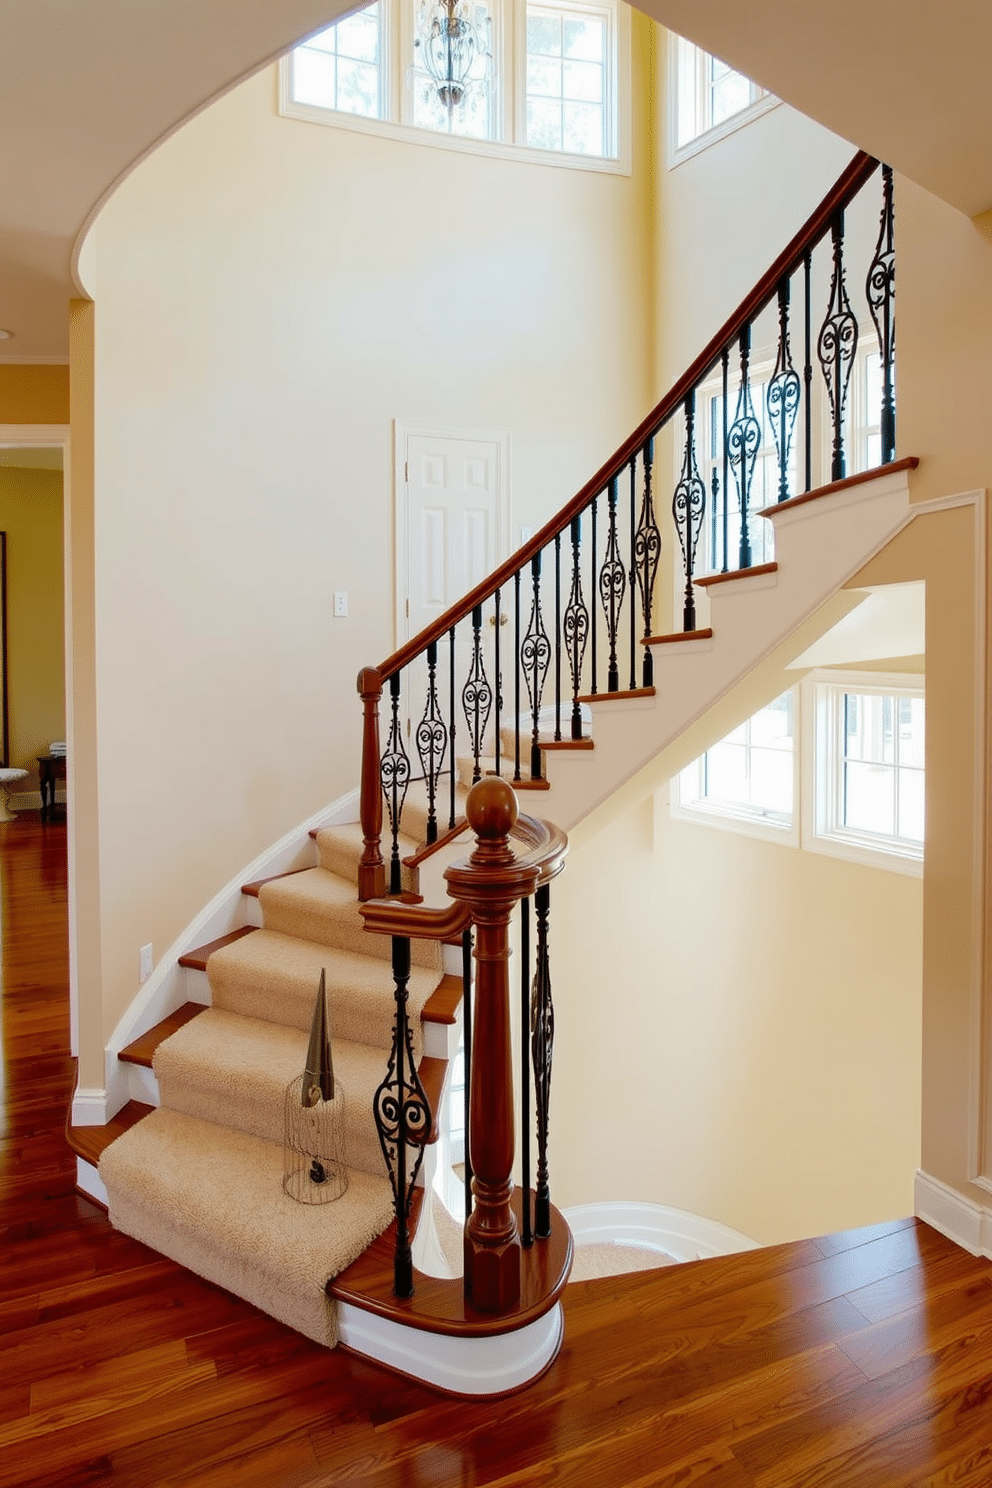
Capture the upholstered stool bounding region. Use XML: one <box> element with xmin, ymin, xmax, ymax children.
<box><xmin>0</xmin><ymin>768</ymin><xmax>28</xmax><ymax>822</ymax></box>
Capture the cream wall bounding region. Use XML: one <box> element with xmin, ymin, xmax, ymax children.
<box><xmin>0</xmin><ymin>467</ymin><xmax>65</xmax><ymax>778</ymax></box>
<box><xmin>550</xmin><ymin>794</ymin><xmax>923</xmax><ymax>1244</ymax></box>
<box><xmin>79</xmin><ymin>23</ymin><xmax>656</xmax><ymax>1081</ymax></box>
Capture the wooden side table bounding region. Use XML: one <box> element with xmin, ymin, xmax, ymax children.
<box><xmin>37</xmin><ymin>756</ymin><xmax>66</xmax><ymax>822</ymax></box>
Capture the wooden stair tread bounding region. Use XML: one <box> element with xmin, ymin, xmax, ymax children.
<box><xmin>177</xmin><ymin>925</ymin><xmax>257</xmax><ymax>971</ymax></box>
<box><xmin>646</xmin><ymin>627</ymin><xmax>714</xmax><ymax>645</ymax></box>
<box><xmin>241</xmin><ymin>865</ymin><xmax>315</xmax><ymax>898</ymax></box>
<box><xmin>328</xmin><ymin>1193</ymin><xmax>572</xmax><ymax>1337</ymax></box>
<box><xmin>422</xmin><ymin>973</ymin><xmax>462</xmax><ymax>1026</ymax></box>
<box><xmin>757</xmin><ymin>455</ymin><xmax>919</xmax><ymax>517</ymax></box>
<box><xmin>68</xmin><ymin>1100</ymin><xmax>155</xmax><ymax>1167</ymax></box>
<box><xmin>694</xmin><ymin>561</ymin><xmax>778</xmax><ymax>589</ymax></box>
<box><xmin>403</xmin><ymin>818</ymin><xmax>469</xmax><ymax>868</ymax></box>
<box><xmin>119</xmin><ymin>1003</ymin><xmax>207</xmax><ymax>1067</ymax></box>
<box><xmin>576</xmin><ymin>686</ymin><xmax>655</xmax><ymax>704</ymax></box>
<box><xmin>540</xmin><ymin>737</ymin><xmax>594</xmax><ymax>751</ymax></box>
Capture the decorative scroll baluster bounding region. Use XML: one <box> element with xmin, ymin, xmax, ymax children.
<box><xmin>598</xmin><ymin>478</ymin><xmax>625</xmax><ymax>693</ymax></box>
<box><xmin>729</xmin><ymin>326</ymin><xmax>762</xmax><ymax>570</ymax></box>
<box><xmin>493</xmin><ymin>588</ymin><xmax>502</xmax><ymax>782</ymax></box>
<box><xmin>818</xmin><ymin>211</ymin><xmax>859</xmax><ymax>482</ymax></box>
<box><xmin>462</xmin><ymin>605</ymin><xmax>491</xmax><ymax>785</ymax></box>
<box><xmin>633</xmin><ymin>438</ymin><xmax>660</xmax><ymax>685</ymax></box>
<box><xmin>628</xmin><ymin>460</ymin><xmax>637</xmax><ymax>691</ymax></box>
<box><xmin>382</xmin><ymin>672</ymin><xmax>411</xmax><ymax>893</ymax></box>
<box><xmin>448</xmin><ymin>625</ymin><xmax>457</xmax><ymax>830</ymax></box>
<box><xmin>564</xmin><ymin>516</ymin><xmax>588</xmax><ymax>740</ymax></box>
<box><xmin>513</xmin><ymin>570</ymin><xmax>522</xmax><ymax>782</ymax></box>
<box><xmin>523</xmin><ymin>553</ymin><xmax>551</xmax><ymax>780</ymax></box>
<box><xmin>531</xmin><ymin>881</ymin><xmax>554</xmax><ymax>1240</ymax></box>
<box><xmin>416</xmin><ymin>641</ymin><xmax>445</xmax><ymax>845</ymax></box>
<box><xmin>767</xmin><ymin>279</ymin><xmax>802</xmax><ymax>503</ymax></box>
<box><xmin>673</xmin><ymin>393</ymin><xmax>706</xmax><ymax>633</ymax></box>
<box><xmin>373</xmin><ymin>935</ymin><xmax>430</xmax><ymax>1298</ymax></box>
<box><xmin>867</xmin><ymin>163</ymin><xmax>896</xmax><ymax>465</ymax></box>
<box><xmin>590</xmin><ymin>496</ymin><xmax>598</xmax><ymax>695</ymax></box>
<box><xmin>520</xmin><ymin>895</ymin><xmax>532</xmax><ymax>1248</ymax></box>
<box><xmin>554</xmin><ymin>533</ymin><xmax>562</xmax><ymax>741</ymax></box>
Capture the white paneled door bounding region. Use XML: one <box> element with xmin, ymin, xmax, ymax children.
<box><xmin>396</xmin><ymin>426</ymin><xmax>509</xmax><ymax>781</ymax></box>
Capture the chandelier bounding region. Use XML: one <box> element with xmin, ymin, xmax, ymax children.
<box><xmin>414</xmin><ymin>0</ymin><xmax>492</xmax><ymax>115</ymax></box>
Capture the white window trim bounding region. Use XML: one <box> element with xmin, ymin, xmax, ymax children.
<box><xmin>670</xmin><ymin>689</ymin><xmax>800</xmax><ymax>848</ymax></box>
<box><xmin>279</xmin><ymin>0</ymin><xmax>631</xmax><ymax>175</ymax></box>
<box><xmin>667</xmin><ymin>32</ymin><xmax>780</xmax><ymax>169</ymax></box>
<box><xmin>802</xmin><ymin>668</ymin><xmax>924</xmax><ymax>877</ymax></box>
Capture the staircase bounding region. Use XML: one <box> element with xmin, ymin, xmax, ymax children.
<box><xmin>69</xmin><ymin>149</ymin><xmax>909</xmax><ymax>1397</ymax></box>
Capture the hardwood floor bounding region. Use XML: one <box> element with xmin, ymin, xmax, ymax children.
<box><xmin>3</xmin><ymin>812</ymin><xmax>992</xmax><ymax>1486</ymax></box>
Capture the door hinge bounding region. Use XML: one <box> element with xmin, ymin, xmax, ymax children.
<box><xmin>406</xmin><ymin>598</ymin><xmax>410</xmax><ymax>618</ymax></box>
<box><xmin>404</xmin><ymin>461</ymin><xmax>409</xmax><ymax>483</ymax></box>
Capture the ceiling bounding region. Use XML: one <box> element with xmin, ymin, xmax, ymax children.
<box><xmin>0</xmin><ymin>0</ymin><xmax>989</xmax><ymax>364</ymax></box>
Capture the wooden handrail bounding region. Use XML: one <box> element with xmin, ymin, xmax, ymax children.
<box><xmin>376</xmin><ymin>150</ymin><xmax>879</xmax><ymax>683</ymax></box>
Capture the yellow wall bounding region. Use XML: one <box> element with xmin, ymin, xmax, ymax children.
<box><xmin>78</xmin><ymin>25</ymin><xmax>657</xmax><ymax>1081</ymax></box>
<box><xmin>0</xmin><ymin>467</ymin><xmax>65</xmax><ymax>777</ymax></box>
<box><xmin>551</xmin><ymin>793</ymin><xmax>923</xmax><ymax>1243</ymax></box>
<box><xmin>0</xmin><ymin>365</ymin><xmax>69</xmax><ymax>425</ymax></box>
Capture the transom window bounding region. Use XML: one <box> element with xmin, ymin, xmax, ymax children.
<box><xmin>672</xmin><ymin>36</ymin><xmax>774</xmax><ymax>162</ymax></box>
<box><xmin>283</xmin><ymin>0</ymin><xmax>626</xmax><ymax>168</ymax></box>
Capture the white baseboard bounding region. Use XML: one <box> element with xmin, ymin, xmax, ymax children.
<box><xmin>72</xmin><ymin>1086</ymin><xmax>112</xmax><ymax>1126</ymax></box>
<box><xmin>337</xmin><ymin>1299</ymin><xmax>562</xmax><ymax>1396</ymax></box>
<box><xmin>914</xmin><ymin>1168</ymin><xmax>992</xmax><ymax>1257</ymax></box>
<box><xmin>563</xmin><ymin>1200</ymin><xmax>759</xmax><ymax>1262</ymax></box>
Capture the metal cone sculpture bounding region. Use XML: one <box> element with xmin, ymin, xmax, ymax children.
<box><xmin>302</xmin><ymin>968</ymin><xmax>335</xmax><ymax>1106</ymax></box>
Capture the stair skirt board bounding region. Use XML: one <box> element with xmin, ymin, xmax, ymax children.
<box><xmin>563</xmin><ymin>1201</ymin><xmax>759</xmax><ymax>1264</ymax></box>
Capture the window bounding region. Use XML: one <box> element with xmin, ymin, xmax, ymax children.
<box><xmin>676</xmin><ymin>691</ymin><xmax>797</xmax><ymax>840</ymax></box>
<box><xmin>672</xmin><ymin>37</ymin><xmax>774</xmax><ymax>160</ymax></box>
<box><xmin>811</xmin><ymin>674</ymin><xmax>924</xmax><ymax>869</ymax></box>
<box><xmin>282</xmin><ymin>0</ymin><xmax>627</xmax><ymax>169</ymax></box>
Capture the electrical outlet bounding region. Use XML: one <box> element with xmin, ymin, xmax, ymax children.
<box><xmin>139</xmin><ymin>943</ymin><xmax>153</xmax><ymax>983</ymax></box>
<box><xmin>334</xmin><ymin>591</ymin><xmax>348</xmax><ymax>618</ymax></box>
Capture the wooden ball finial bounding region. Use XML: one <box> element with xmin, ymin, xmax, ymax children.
<box><xmin>466</xmin><ymin>776</ymin><xmax>518</xmax><ymax>841</ymax></box>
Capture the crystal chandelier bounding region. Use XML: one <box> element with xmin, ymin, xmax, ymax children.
<box><xmin>414</xmin><ymin>0</ymin><xmax>492</xmax><ymax>115</ymax></box>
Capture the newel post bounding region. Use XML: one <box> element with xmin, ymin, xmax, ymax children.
<box><xmin>446</xmin><ymin>778</ymin><xmax>538</xmax><ymax>1313</ymax></box>
<box><xmin>357</xmin><ymin>666</ymin><xmax>386</xmax><ymax>902</ymax></box>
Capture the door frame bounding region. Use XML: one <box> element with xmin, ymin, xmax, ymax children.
<box><xmin>392</xmin><ymin>420</ymin><xmax>511</xmax><ymax>652</ymax></box>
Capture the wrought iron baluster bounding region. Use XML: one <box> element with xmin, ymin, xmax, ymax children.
<box><xmin>448</xmin><ymin>625</ymin><xmax>456</xmax><ymax>830</ymax></box>
<box><xmin>513</xmin><ymin>570</ymin><xmax>522</xmax><ymax>782</ymax></box>
<box><xmin>531</xmin><ymin>882</ymin><xmax>554</xmax><ymax>1240</ymax></box>
<box><xmin>523</xmin><ymin>553</ymin><xmax>551</xmax><ymax>780</ymax></box>
<box><xmin>415</xmin><ymin>641</ymin><xmax>445</xmax><ymax>845</ymax></box>
<box><xmin>729</xmin><ymin>325</ymin><xmax>762</xmax><ymax>570</ymax></box>
<box><xmin>673</xmin><ymin>393</ymin><xmax>706</xmax><ymax>632</ymax></box>
<box><xmin>804</xmin><ymin>250</ymin><xmax>813</xmax><ymax>492</ymax></box>
<box><xmin>494</xmin><ymin>588</ymin><xmax>501</xmax><ymax>781</ymax></box>
<box><xmin>462</xmin><ymin>926</ymin><xmax>473</xmax><ymax>1222</ymax></box>
<box><xmin>767</xmin><ymin>278</ymin><xmax>802</xmax><ymax>503</ymax></box>
<box><xmin>818</xmin><ymin>210</ymin><xmax>858</xmax><ymax>482</ymax></box>
<box><xmin>373</xmin><ymin>934</ymin><xmax>430</xmax><ymax>1298</ymax></box>
<box><xmin>867</xmin><ymin>163</ymin><xmax>896</xmax><ymax>464</ymax></box>
<box><xmin>590</xmin><ymin>495</ymin><xmax>598</xmax><ymax>695</ymax></box>
<box><xmin>461</xmin><ymin>605</ymin><xmax>491</xmax><ymax>786</ymax></box>
<box><xmin>599</xmin><ymin>477</ymin><xmax>625</xmax><ymax>693</ymax></box>
<box><xmin>634</xmin><ymin>437</ymin><xmax>660</xmax><ymax>684</ymax></box>
<box><xmin>564</xmin><ymin>515</ymin><xmax>589</xmax><ymax>740</ymax></box>
<box><xmin>382</xmin><ymin>671</ymin><xmax>411</xmax><ymax>893</ymax></box>
<box><xmin>520</xmin><ymin>895</ymin><xmax>532</xmax><ymax>1248</ymax></box>
<box><xmin>628</xmin><ymin>459</ymin><xmax>637</xmax><ymax>691</ymax></box>
<box><xmin>721</xmin><ymin>347</ymin><xmax>730</xmax><ymax>572</ymax></box>
<box><xmin>554</xmin><ymin>533</ymin><xmax>562</xmax><ymax>741</ymax></box>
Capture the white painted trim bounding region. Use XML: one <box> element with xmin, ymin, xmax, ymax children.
<box><xmin>337</xmin><ymin>1299</ymin><xmax>563</xmax><ymax>1395</ymax></box>
<box><xmin>666</xmin><ymin>26</ymin><xmax>781</xmax><ymax>170</ymax></box>
<box><xmin>393</xmin><ymin>420</ymin><xmax>511</xmax><ymax>655</ymax></box>
<box><xmin>76</xmin><ymin>1157</ymin><xmax>108</xmax><ymax>1209</ymax></box>
<box><xmin>914</xmin><ymin>1169</ymin><xmax>992</xmax><ymax>1258</ymax></box>
<box><xmin>83</xmin><ymin>786</ymin><xmax>361</xmax><ymax>1124</ymax></box>
<box><xmin>72</xmin><ymin>1087</ymin><xmax>112</xmax><ymax>1127</ymax></box>
<box><xmin>563</xmin><ymin>1200</ymin><xmax>759</xmax><ymax>1262</ymax></box>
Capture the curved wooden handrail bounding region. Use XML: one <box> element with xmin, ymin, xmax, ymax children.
<box><xmin>377</xmin><ymin>149</ymin><xmax>879</xmax><ymax>682</ymax></box>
